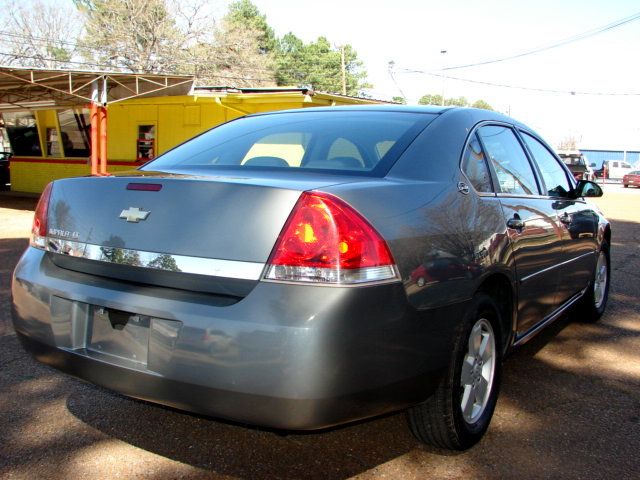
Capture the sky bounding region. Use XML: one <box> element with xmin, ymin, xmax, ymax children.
<box><xmin>245</xmin><ymin>0</ymin><xmax>640</xmax><ymax>150</ymax></box>
<box><xmin>49</xmin><ymin>0</ymin><xmax>640</xmax><ymax>150</ymax></box>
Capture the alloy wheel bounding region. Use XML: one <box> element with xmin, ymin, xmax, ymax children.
<box><xmin>460</xmin><ymin>318</ymin><xmax>496</xmax><ymax>424</ymax></box>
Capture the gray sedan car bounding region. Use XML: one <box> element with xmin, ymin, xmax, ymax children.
<box><xmin>12</xmin><ymin>106</ymin><xmax>610</xmax><ymax>450</ymax></box>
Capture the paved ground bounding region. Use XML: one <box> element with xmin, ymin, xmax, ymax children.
<box><xmin>0</xmin><ymin>186</ymin><xmax>638</xmax><ymax>479</ymax></box>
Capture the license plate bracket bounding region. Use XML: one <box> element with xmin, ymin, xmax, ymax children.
<box><xmin>88</xmin><ymin>306</ymin><xmax>150</xmax><ymax>365</ymax></box>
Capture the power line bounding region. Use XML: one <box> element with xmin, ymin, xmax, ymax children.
<box><xmin>0</xmin><ymin>39</ymin><xmax>353</xmax><ymax>81</ymax></box>
<box><xmin>443</xmin><ymin>10</ymin><xmax>640</xmax><ymax>71</ymax></box>
<box><xmin>400</xmin><ymin>69</ymin><xmax>640</xmax><ymax>96</ymax></box>
<box><xmin>0</xmin><ymin>34</ymin><xmax>352</xmax><ymax>80</ymax></box>
<box><xmin>0</xmin><ymin>31</ymin><xmax>274</xmax><ymax>58</ymax></box>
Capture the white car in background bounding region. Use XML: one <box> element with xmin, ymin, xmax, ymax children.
<box><xmin>604</xmin><ymin>160</ymin><xmax>633</xmax><ymax>180</ymax></box>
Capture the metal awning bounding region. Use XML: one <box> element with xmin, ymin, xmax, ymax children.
<box><xmin>0</xmin><ymin>66</ymin><xmax>194</xmax><ymax>110</ymax></box>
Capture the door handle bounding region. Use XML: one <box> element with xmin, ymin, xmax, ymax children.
<box><xmin>507</xmin><ymin>216</ymin><xmax>524</xmax><ymax>230</ymax></box>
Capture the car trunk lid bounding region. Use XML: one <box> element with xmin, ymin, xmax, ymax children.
<box><xmin>44</xmin><ymin>172</ymin><xmax>353</xmax><ymax>297</ymax></box>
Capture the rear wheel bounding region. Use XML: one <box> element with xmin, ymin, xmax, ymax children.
<box><xmin>623</xmin><ymin>183</ymin><xmax>628</xmax><ymax>188</ymax></box>
<box><xmin>407</xmin><ymin>294</ymin><xmax>502</xmax><ymax>450</ymax></box>
<box><xmin>578</xmin><ymin>242</ymin><xmax>610</xmax><ymax>322</ymax></box>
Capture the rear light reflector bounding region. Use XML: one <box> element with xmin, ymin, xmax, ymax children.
<box><xmin>264</xmin><ymin>191</ymin><xmax>399</xmax><ymax>285</ymax></box>
<box><xmin>30</xmin><ymin>182</ymin><xmax>53</xmax><ymax>249</ymax></box>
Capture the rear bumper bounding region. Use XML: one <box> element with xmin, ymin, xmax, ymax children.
<box><xmin>17</xmin><ymin>332</ymin><xmax>435</xmax><ymax>430</ymax></box>
<box><xmin>12</xmin><ymin>247</ymin><xmax>466</xmax><ymax>430</ymax></box>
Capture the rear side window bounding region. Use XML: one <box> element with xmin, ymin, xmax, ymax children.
<box><xmin>461</xmin><ymin>133</ymin><xmax>493</xmax><ymax>193</ymax></box>
<box><xmin>478</xmin><ymin>125</ymin><xmax>539</xmax><ymax>195</ymax></box>
<box><xmin>144</xmin><ymin>111</ymin><xmax>435</xmax><ymax>175</ymax></box>
<box><xmin>521</xmin><ymin>133</ymin><xmax>571</xmax><ymax>197</ymax></box>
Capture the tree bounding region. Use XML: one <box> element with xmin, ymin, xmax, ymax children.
<box><xmin>445</xmin><ymin>96</ymin><xmax>468</xmax><ymax>107</ymax></box>
<box><xmin>183</xmin><ymin>2</ymin><xmax>276</xmax><ymax>87</ymax></box>
<box><xmin>472</xmin><ymin>99</ymin><xmax>494</xmax><ymax>111</ymax></box>
<box><xmin>76</xmin><ymin>0</ymin><xmax>186</xmax><ymax>73</ymax></box>
<box><xmin>419</xmin><ymin>94</ymin><xmax>493</xmax><ymax>110</ymax></box>
<box><xmin>192</xmin><ymin>16</ymin><xmax>276</xmax><ymax>87</ymax></box>
<box><xmin>418</xmin><ymin>94</ymin><xmax>443</xmax><ymax>105</ymax></box>
<box><xmin>225</xmin><ymin>0</ymin><xmax>276</xmax><ymax>53</ymax></box>
<box><xmin>0</xmin><ymin>0</ymin><xmax>81</xmax><ymax>68</ymax></box>
<box><xmin>558</xmin><ymin>136</ymin><xmax>578</xmax><ymax>150</ymax></box>
<box><xmin>275</xmin><ymin>34</ymin><xmax>369</xmax><ymax>96</ymax></box>
<box><xmin>392</xmin><ymin>96</ymin><xmax>406</xmax><ymax>104</ymax></box>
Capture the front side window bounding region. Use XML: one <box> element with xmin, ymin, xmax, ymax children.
<box><xmin>522</xmin><ymin>133</ymin><xmax>571</xmax><ymax>197</ymax></box>
<box><xmin>461</xmin><ymin>133</ymin><xmax>493</xmax><ymax>193</ymax></box>
<box><xmin>2</xmin><ymin>111</ymin><xmax>42</xmax><ymax>156</ymax></box>
<box><xmin>478</xmin><ymin>125</ymin><xmax>539</xmax><ymax>195</ymax></box>
<box><xmin>143</xmin><ymin>111</ymin><xmax>435</xmax><ymax>175</ymax></box>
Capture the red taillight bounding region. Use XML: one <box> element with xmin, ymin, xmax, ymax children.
<box><xmin>264</xmin><ymin>192</ymin><xmax>399</xmax><ymax>284</ymax></box>
<box><xmin>30</xmin><ymin>182</ymin><xmax>53</xmax><ymax>249</ymax></box>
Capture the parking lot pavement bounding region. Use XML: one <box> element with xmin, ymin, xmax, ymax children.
<box><xmin>1</xmin><ymin>189</ymin><xmax>638</xmax><ymax>480</ymax></box>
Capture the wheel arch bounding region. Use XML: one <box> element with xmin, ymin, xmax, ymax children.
<box><xmin>603</xmin><ymin>225</ymin><xmax>611</xmax><ymax>248</ymax></box>
<box><xmin>475</xmin><ymin>273</ymin><xmax>515</xmax><ymax>353</ymax></box>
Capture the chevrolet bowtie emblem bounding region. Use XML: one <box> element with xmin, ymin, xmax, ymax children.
<box><xmin>119</xmin><ymin>207</ymin><xmax>150</xmax><ymax>223</ymax></box>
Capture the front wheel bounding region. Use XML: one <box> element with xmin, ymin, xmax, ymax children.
<box><xmin>407</xmin><ymin>294</ymin><xmax>502</xmax><ymax>450</ymax></box>
<box><xmin>577</xmin><ymin>242</ymin><xmax>610</xmax><ymax>322</ymax></box>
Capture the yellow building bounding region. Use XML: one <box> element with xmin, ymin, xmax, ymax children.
<box><xmin>0</xmin><ymin>68</ymin><xmax>382</xmax><ymax>193</ymax></box>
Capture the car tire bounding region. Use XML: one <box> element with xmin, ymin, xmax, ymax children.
<box><xmin>407</xmin><ymin>293</ymin><xmax>502</xmax><ymax>450</ymax></box>
<box><xmin>577</xmin><ymin>242</ymin><xmax>610</xmax><ymax>322</ymax></box>
<box><xmin>623</xmin><ymin>183</ymin><xmax>628</xmax><ymax>188</ymax></box>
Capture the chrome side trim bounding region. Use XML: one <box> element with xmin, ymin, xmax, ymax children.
<box><xmin>520</xmin><ymin>251</ymin><xmax>595</xmax><ymax>283</ymax></box>
<box><xmin>43</xmin><ymin>238</ymin><xmax>265</xmax><ymax>280</ymax></box>
<box><xmin>513</xmin><ymin>286</ymin><xmax>588</xmax><ymax>347</ymax></box>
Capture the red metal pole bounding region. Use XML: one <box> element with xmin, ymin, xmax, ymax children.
<box><xmin>90</xmin><ymin>102</ymin><xmax>99</xmax><ymax>176</ymax></box>
<box><xmin>99</xmin><ymin>106</ymin><xmax>107</xmax><ymax>175</ymax></box>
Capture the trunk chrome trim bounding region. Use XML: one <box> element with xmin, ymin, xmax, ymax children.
<box><xmin>43</xmin><ymin>238</ymin><xmax>265</xmax><ymax>280</ymax></box>
<box><xmin>519</xmin><ymin>251</ymin><xmax>595</xmax><ymax>283</ymax></box>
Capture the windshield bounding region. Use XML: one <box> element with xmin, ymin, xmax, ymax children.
<box><xmin>142</xmin><ymin>111</ymin><xmax>434</xmax><ymax>176</ymax></box>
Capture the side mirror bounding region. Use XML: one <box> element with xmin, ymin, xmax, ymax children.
<box><xmin>573</xmin><ymin>180</ymin><xmax>603</xmax><ymax>198</ymax></box>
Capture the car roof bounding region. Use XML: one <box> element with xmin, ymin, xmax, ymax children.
<box><xmin>249</xmin><ymin>104</ymin><xmax>450</xmax><ymax>116</ymax></box>
<box><xmin>248</xmin><ymin>104</ymin><xmax>526</xmax><ymax>128</ymax></box>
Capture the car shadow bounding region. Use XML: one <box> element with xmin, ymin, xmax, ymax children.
<box><xmin>65</xmin><ymin>389</ymin><xmax>420</xmax><ymax>479</ymax></box>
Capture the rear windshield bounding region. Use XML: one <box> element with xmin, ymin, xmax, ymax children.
<box><xmin>142</xmin><ymin>111</ymin><xmax>435</xmax><ymax>176</ymax></box>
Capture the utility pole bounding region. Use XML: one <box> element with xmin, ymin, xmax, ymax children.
<box><xmin>340</xmin><ymin>45</ymin><xmax>347</xmax><ymax>95</ymax></box>
<box><xmin>440</xmin><ymin>49</ymin><xmax>447</xmax><ymax>106</ymax></box>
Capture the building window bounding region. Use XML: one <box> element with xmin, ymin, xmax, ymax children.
<box><xmin>46</xmin><ymin>127</ymin><xmax>61</xmax><ymax>156</ymax></box>
<box><xmin>57</xmin><ymin>109</ymin><xmax>90</xmax><ymax>157</ymax></box>
<box><xmin>2</xmin><ymin>111</ymin><xmax>42</xmax><ymax>156</ymax></box>
<box><xmin>137</xmin><ymin>125</ymin><xmax>155</xmax><ymax>161</ymax></box>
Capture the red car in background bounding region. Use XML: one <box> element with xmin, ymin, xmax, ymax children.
<box><xmin>623</xmin><ymin>170</ymin><xmax>640</xmax><ymax>188</ymax></box>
